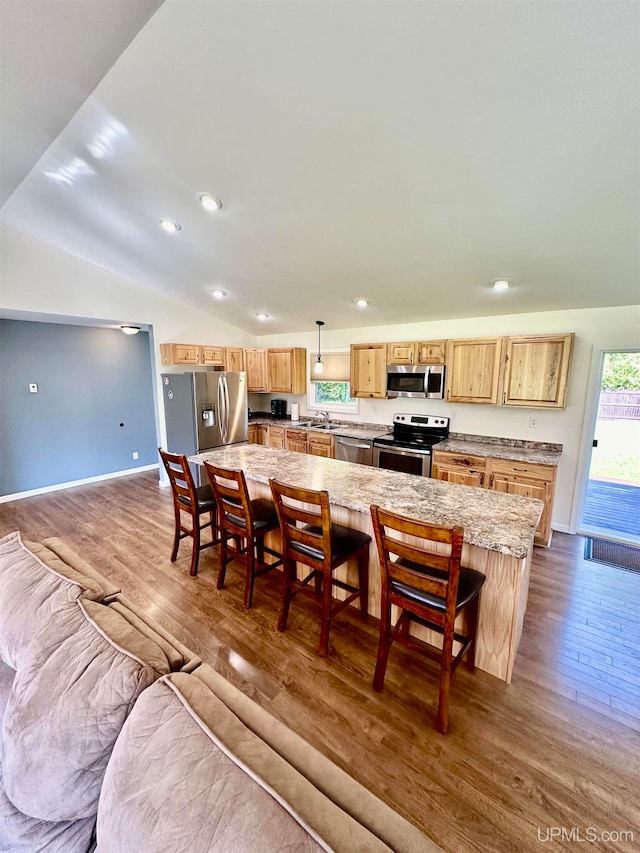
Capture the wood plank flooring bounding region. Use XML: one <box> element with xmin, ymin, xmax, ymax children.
<box><xmin>1</xmin><ymin>471</ymin><xmax>639</xmax><ymax>852</ymax></box>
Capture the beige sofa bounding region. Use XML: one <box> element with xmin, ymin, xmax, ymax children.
<box><xmin>0</xmin><ymin>531</ymin><xmax>438</xmax><ymax>853</ymax></box>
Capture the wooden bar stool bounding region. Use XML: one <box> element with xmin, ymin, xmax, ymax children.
<box><xmin>370</xmin><ymin>504</ymin><xmax>485</xmax><ymax>734</ymax></box>
<box><xmin>269</xmin><ymin>478</ymin><xmax>370</xmax><ymax>657</ymax></box>
<box><xmin>158</xmin><ymin>448</ymin><xmax>218</xmax><ymax>577</ymax></box>
<box><xmin>203</xmin><ymin>461</ymin><xmax>282</xmax><ymax>609</ymax></box>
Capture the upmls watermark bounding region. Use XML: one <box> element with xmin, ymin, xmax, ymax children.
<box><xmin>537</xmin><ymin>827</ymin><xmax>634</xmax><ymax>844</ymax></box>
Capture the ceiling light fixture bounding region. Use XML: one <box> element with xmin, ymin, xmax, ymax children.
<box><xmin>256</xmin><ymin>313</ymin><xmax>269</xmax><ymax>321</ymax></box>
<box><xmin>314</xmin><ymin>320</ymin><xmax>325</xmax><ymax>375</ymax></box>
<box><xmin>212</xmin><ymin>289</ymin><xmax>227</xmax><ymax>299</ymax></box>
<box><xmin>354</xmin><ymin>297</ymin><xmax>370</xmax><ymax>308</ymax></box>
<box><xmin>198</xmin><ymin>193</ymin><xmax>223</xmax><ymax>211</ymax></box>
<box><xmin>493</xmin><ymin>279</ymin><xmax>510</xmax><ymax>292</ymax></box>
<box><xmin>120</xmin><ymin>325</ymin><xmax>141</xmax><ymax>335</ymax></box>
<box><xmin>160</xmin><ymin>218</ymin><xmax>181</xmax><ymax>232</ymax></box>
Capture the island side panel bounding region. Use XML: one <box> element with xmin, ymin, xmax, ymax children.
<box><xmin>248</xmin><ymin>479</ymin><xmax>529</xmax><ymax>683</ymax></box>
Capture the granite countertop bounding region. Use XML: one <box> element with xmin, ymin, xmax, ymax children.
<box><xmin>249</xmin><ymin>417</ymin><xmax>391</xmax><ymax>441</ymax></box>
<box><xmin>191</xmin><ymin>445</ymin><xmax>542</xmax><ymax>558</ymax></box>
<box><xmin>435</xmin><ymin>433</ymin><xmax>563</xmax><ymax>466</ymax></box>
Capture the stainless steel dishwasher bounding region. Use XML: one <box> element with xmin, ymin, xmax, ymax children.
<box><xmin>335</xmin><ymin>435</ymin><xmax>374</xmax><ymax>466</ymax></box>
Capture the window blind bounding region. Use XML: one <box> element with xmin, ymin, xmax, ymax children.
<box><xmin>308</xmin><ymin>351</ymin><xmax>351</xmax><ymax>382</ymax></box>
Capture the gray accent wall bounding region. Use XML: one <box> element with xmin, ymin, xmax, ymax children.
<box><xmin>0</xmin><ymin>320</ymin><xmax>158</xmax><ymax>496</ymax></box>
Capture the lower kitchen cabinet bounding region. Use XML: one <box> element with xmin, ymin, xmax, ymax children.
<box><xmin>307</xmin><ymin>432</ymin><xmax>334</xmax><ymax>458</ymax></box>
<box><xmin>488</xmin><ymin>459</ymin><xmax>556</xmax><ymax>547</ymax></box>
<box><xmin>248</xmin><ymin>424</ymin><xmax>268</xmax><ymax>445</ymax></box>
<box><xmin>432</xmin><ymin>450</ymin><xmax>556</xmax><ymax>546</ymax></box>
<box><xmin>431</xmin><ymin>451</ymin><xmax>487</xmax><ymax>487</ymax></box>
<box><xmin>285</xmin><ymin>428</ymin><xmax>308</xmax><ymax>453</ymax></box>
<box><xmin>267</xmin><ymin>425</ymin><xmax>285</xmax><ymax>450</ymax></box>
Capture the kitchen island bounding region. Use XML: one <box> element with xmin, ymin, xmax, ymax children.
<box><xmin>192</xmin><ymin>445</ymin><xmax>543</xmax><ymax>682</ymax></box>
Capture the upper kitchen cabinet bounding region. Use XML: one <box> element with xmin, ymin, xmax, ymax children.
<box><xmin>502</xmin><ymin>334</ymin><xmax>574</xmax><ymax>409</ymax></box>
<box><xmin>200</xmin><ymin>345</ymin><xmax>225</xmax><ymax>366</ymax></box>
<box><xmin>387</xmin><ymin>342</ymin><xmax>416</xmax><ymax>364</ymax></box>
<box><xmin>386</xmin><ymin>340</ymin><xmax>446</xmax><ymax>365</ymax></box>
<box><xmin>160</xmin><ymin>343</ymin><xmax>200</xmax><ymax>365</ymax></box>
<box><xmin>268</xmin><ymin>348</ymin><xmax>307</xmax><ymax>394</ymax></box>
<box><xmin>225</xmin><ymin>347</ymin><xmax>244</xmax><ymax>372</ymax></box>
<box><xmin>350</xmin><ymin>344</ymin><xmax>387</xmax><ymax>398</ymax></box>
<box><xmin>416</xmin><ymin>341</ymin><xmax>446</xmax><ymax>364</ymax></box>
<box><xmin>446</xmin><ymin>337</ymin><xmax>504</xmax><ymax>404</ymax></box>
<box><xmin>244</xmin><ymin>348</ymin><xmax>269</xmax><ymax>392</ymax></box>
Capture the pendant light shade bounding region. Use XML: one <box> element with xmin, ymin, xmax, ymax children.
<box><xmin>314</xmin><ymin>321</ymin><xmax>325</xmax><ymax>375</ymax></box>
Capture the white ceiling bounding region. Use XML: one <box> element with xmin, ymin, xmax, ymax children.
<box><xmin>1</xmin><ymin>0</ymin><xmax>638</xmax><ymax>335</ymax></box>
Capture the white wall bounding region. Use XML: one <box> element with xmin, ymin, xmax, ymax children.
<box><xmin>256</xmin><ymin>305</ymin><xmax>640</xmax><ymax>533</ymax></box>
<box><xmin>0</xmin><ymin>223</ymin><xmax>256</xmax><ymax>453</ymax></box>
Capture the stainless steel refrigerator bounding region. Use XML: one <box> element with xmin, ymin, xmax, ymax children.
<box><xmin>161</xmin><ymin>371</ymin><xmax>248</xmax><ymax>479</ymax></box>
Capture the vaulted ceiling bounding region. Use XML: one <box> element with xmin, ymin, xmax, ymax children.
<box><xmin>1</xmin><ymin>0</ymin><xmax>638</xmax><ymax>334</ymax></box>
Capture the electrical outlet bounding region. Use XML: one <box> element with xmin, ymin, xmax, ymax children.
<box><xmin>28</xmin><ymin>383</ymin><xmax>38</xmax><ymax>393</ymax></box>
<box><xmin>132</xmin><ymin>451</ymin><xmax>139</xmax><ymax>460</ymax></box>
<box><xmin>529</xmin><ymin>417</ymin><xmax>537</xmax><ymax>429</ymax></box>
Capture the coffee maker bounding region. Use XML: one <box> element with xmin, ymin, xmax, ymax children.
<box><xmin>271</xmin><ymin>399</ymin><xmax>287</xmax><ymax>419</ymax></box>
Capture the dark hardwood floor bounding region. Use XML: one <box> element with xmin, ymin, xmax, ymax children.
<box><xmin>1</xmin><ymin>471</ymin><xmax>639</xmax><ymax>852</ymax></box>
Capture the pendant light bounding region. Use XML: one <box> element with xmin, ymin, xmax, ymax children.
<box><xmin>314</xmin><ymin>320</ymin><xmax>325</xmax><ymax>375</ymax></box>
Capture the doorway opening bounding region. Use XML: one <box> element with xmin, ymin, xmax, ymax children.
<box><xmin>580</xmin><ymin>351</ymin><xmax>640</xmax><ymax>546</ymax></box>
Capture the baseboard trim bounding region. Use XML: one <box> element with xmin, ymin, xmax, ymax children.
<box><xmin>552</xmin><ymin>523</ymin><xmax>570</xmax><ymax>534</ymax></box>
<box><xmin>0</xmin><ymin>464</ymin><xmax>159</xmax><ymax>503</ymax></box>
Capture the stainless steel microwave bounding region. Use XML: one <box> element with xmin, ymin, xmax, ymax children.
<box><xmin>386</xmin><ymin>364</ymin><xmax>446</xmax><ymax>399</ymax></box>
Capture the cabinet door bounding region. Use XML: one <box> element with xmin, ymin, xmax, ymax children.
<box><xmin>432</xmin><ymin>451</ymin><xmax>487</xmax><ymax>487</ymax></box>
<box><xmin>488</xmin><ymin>459</ymin><xmax>556</xmax><ymax>546</ymax></box>
<box><xmin>244</xmin><ymin>349</ymin><xmax>269</xmax><ymax>392</ymax></box>
<box><xmin>248</xmin><ymin>424</ymin><xmax>258</xmax><ymax>445</ymax></box>
<box><xmin>350</xmin><ymin>344</ymin><xmax>387</xmax><ymax>398</ymax></box>
<box><xmin>416</xmin><ymin>341</ymin><xmax>446</xmax><ymax>364</ymax></box>
<box><xmin>502</xmin><ymin>334</ymin><xmax>574</xmax><ymax>409</ymax></box>
<box><xmin>446</xmin><ymin>338</ymin><xmax>504</xmax><ymax>404</ymax></box>
<box><xmin>268</xmin><ymin>350</ymin><xmax>294</xmax><ymax>393</ymax></box>
<box><xmin>172</xmin><ymin>344</ymin><xmax>200</xmax><ymax>365</ymax></box>
<box><xmin>200</xmin><ymin>346</ymin><xmax>225</xmax><ymax>366</ymax></box>
<box><xmin>256</xmin><ymin>425</ymin><xmax>268</xmax><ymax>446</ymax></box>
<box><xmin>307</xmin><ymin>434</ymin><xmax>334</xmax><ymax>458</ymax></box>
<box><xmin>387</xmin><ymin>343</ymin><xmax>416</xmax><ymax>364</ymax></box>
<box><xmin>267</xmin><ymin>426</ymin><xmax>285</xmax><ymax>450</ymax></box>
<box><xmin>225</xmin><ymin>347</ymin><xmax>244</xmax><ymax>372</ymax></box>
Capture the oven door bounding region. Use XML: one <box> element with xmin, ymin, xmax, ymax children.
<box><xmin>372</xmin><ymin>444</ymin><xmax>432</xmax><ymax>477</ymax></box>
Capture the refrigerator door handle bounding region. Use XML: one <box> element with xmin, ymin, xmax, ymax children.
<box><xmin>219</xmin><ymin>376</ymin><xmax>229</xmax><ymax>443</ymax></box>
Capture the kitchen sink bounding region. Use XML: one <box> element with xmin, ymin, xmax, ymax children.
<box><xmin>310</xmin><ymin>424</ymin><xmax>343</xmax><ymax>431</ymax></box>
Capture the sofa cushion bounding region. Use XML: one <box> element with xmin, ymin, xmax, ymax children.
<box><xmin>41</xmin><ymin>537</ymin><xmax>121</xmax><ymax>599</ymax></box>
<box><xmin>0</xmin><ymin>532</ymin><xmax>90</xmax><ymax>670</ymax></box>
<box><xmin>0</xmin><ymin>659</ymin><xmax>15</xmax><ymax>768</ymax></box>
<box><xmin>0</xmin><ymin>767</ymin><xmax>95</xmax><ymax>853</ymax></box>
<box><xmin>2</xmin><ymin>598</ymin><xmax>170</xmax><ymax>822</ymax></box>
<box><xmin>95</xmin><ymin>674</ymin><xmax>400</xmax><ymax>853</ymax></box>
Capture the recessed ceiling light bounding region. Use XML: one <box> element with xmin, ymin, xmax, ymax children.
<box><xmin>493</xmin><ymin>279</ymin><xmax>510</xmax><ymax>292</ymax></box>
<box><xmin>354</xmin><ymin>298</ymin><xmax>370</xmax><ymax>308</ymax></box>
<box><xmin>256</xmin><ymin>313</ymin><xmax>270</xmax><ymax>321</ymax></box>
<box><xmin>212</xmin><ymin>289</ymin><xmax>227</xmax><ymax>299</ymax></box>
<box><xmin>198</xmin><ymin>193</ymin><xmax>223</xmax><ymax>211</ymax></box>
<box><xmin>160</xmin><ymin>218</ymin><xmax>181</xmax><ymax>232</ymax></box>
<box><xmin>120</xmin><ymin>325</ymin><xmax>141</xmax><ymax>335</ymax></box>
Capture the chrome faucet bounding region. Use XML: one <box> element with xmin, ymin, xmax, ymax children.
<box><xmin>314</xmin><ymin>410</ymin><xmax>331</xmax><ymax>426</ymax></box>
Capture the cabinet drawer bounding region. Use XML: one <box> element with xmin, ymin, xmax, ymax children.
<box><xmin>285</xmin><ymin>429</ymin><xmax>307</xmax><ymax>443</ymax></box>
<box><xmin>432</xmin><ymin>451</ymin><xmax>487</xmax><ymax>471</ymax></box>
<box><xmin>489</xmin><ymin>459</ymin><xmax>555</xmax><ymax>482</ymax></box>
<box><xmin>269</xmin><ymin>427</ymin><xmax>285</xmax><ymax>439</ymax></box>
<box><xmin>307</xmin><ymin>433</ymin><xmax>333</xmax><ymax>447</ymax></box>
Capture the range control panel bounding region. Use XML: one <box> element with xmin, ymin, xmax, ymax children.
<box><xmin>392</xmin><ymin>414</ymin><xmax>450</xmax><ymax>429</ymax></box>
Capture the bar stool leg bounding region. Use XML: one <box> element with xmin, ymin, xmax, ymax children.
<box><xmin>278</xmin><ymin>557</ymin><xmax>294</xmax><ymax>633</ymax></box>
<box><xmin>373</xmin><ymin>600</ymin><xmax>393</xmax><ymax>692</ymax></box>
<box><xmin>243</xmin><ymin>536</ymin><xmax>256</xmax><ymax>610</ymax></box>
<box><xmin>465</xmin><ymin>595</ymin><xmax>479</xmax><ymax>671</ymax></box>
<box><xmin>318</xmin><ymin>568</ymin><xmax>333</xmax><ymax>657</ymax></box>
<box><xmin>357</xmin><ymin>545</ymin><xmax>369</xmax><ymax>617</ymax></box>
